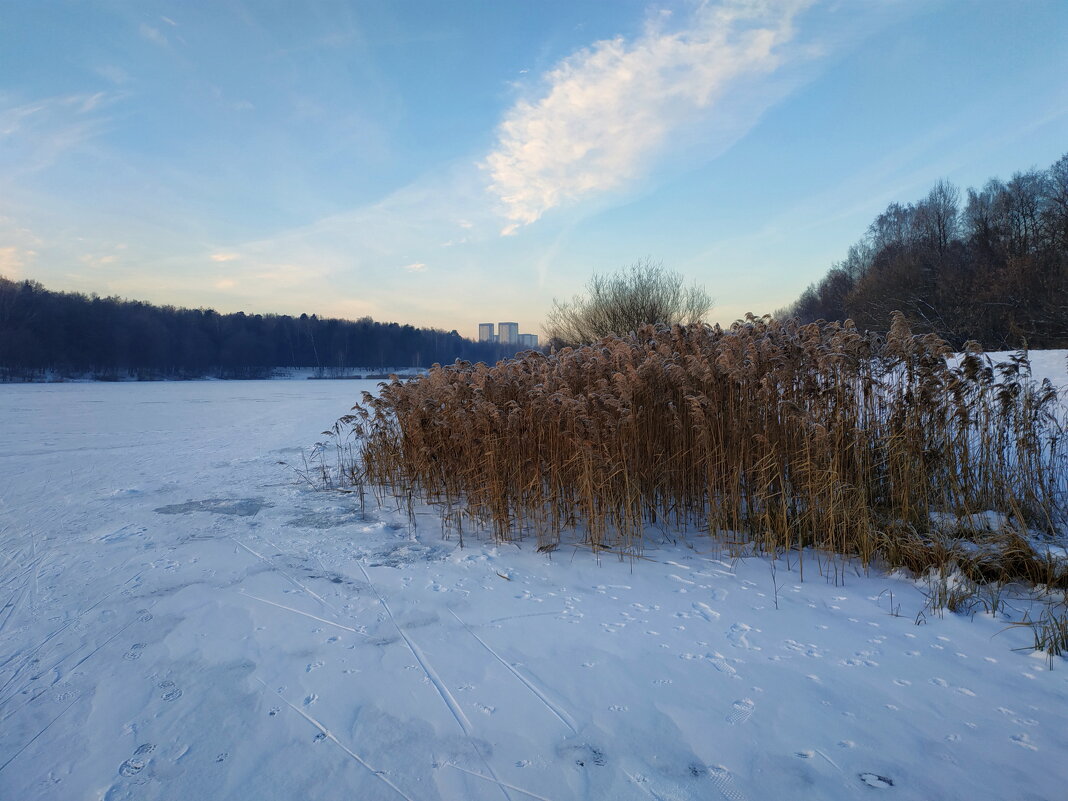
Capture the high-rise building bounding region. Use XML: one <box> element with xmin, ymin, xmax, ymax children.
<box><xmin>518</xmin><ymin>333</ymin><xmax>539</xmax><ymax>348</ymax></box>
<box><xmin>478</xmin><ymin>323</ymin><xmax>495</xmax><ymax>342</ymax></box>
<box><xmin>498</xmin><ymin>322</ymin><xmax>519</xmax><ymax>345</ymax></box>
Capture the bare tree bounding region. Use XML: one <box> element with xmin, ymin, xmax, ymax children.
<box><xmin>915</xmin><ymin>180</ymin><xmax>960</xmax><ymax>259</ymax></box>
<box><xmin>544</xmin><ymin>260</ymin><xmax>713</xmax><ymax>346</ymax></box>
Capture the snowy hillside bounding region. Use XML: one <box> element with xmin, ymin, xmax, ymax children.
<box><xmin>1</xmin><ymin>360</ymin><xmax>1067</xmax><ymax>801</ymax></box>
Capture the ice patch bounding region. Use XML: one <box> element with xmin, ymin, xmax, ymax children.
<box><xmin>154</xmin><ymin>497</ymin><xmax>270</xmax><ymax>516</ymax></box>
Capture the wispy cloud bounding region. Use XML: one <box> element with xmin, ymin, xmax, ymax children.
<box><xmin>401</xmin><ymin>262</ymin><xmax>427</xmax><ymax>272</ymax></box>
<box><xmin>0</xmin><ymin>92</ymin><xmax>117</xmax><ymax>177</ymax></box>
<box><xmin>94</xmin><ymin>65</ymin><xmax>131</xmax><ymax>85</ymax></box>
<box><xmin>139</xmin><ymin>23</ymin><xmax>168</xmax><ymax>47</ymax></box>
<box><xmin>485</xmin><ymin>0</ymin><xmax>811</xmax><ymax>233</ymax></box>
<box><xmin>210</xmin><ymin>251</ymin><xmax>241</xmax><ymax>262</ymax></box>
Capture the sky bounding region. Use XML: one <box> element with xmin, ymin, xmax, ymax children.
<box><xmin>1</xmin><ymin>1</ymin><xmax>1066</xmax><ymax>338</ymax></box>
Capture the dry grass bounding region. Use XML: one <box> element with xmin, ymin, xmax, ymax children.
<box><xmin>335</xmin><ymin>314</ymin><xmax>1067</xmax><ymax>588</ymax></box>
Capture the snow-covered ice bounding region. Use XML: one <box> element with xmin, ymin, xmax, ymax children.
<box><xmin>1</xmin><ymin>376</ymin><xmax>1067</xmax><ymax>801</ymax></box>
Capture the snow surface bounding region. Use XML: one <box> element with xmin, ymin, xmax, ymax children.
<box><xmin>1</xmin><ymin>375</ymin><xmax>1067</xmax><ymax>801</ymax></box>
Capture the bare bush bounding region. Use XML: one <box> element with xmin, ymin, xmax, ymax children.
<box><xmin>544</xmin><ymin>260</ymin><xmax>712</xmax><ymax>347</ymax></box>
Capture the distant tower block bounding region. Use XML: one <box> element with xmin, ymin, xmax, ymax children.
<box><xmin>498</xmin><ymin>322</ymin><xmax>519</xmax><ymax>345</ymax></box>
<box><xmin>518</xmin><ymin>333</ymin><xmax>539</xmax><ymax>348</ymax></box>
<box><xmin>478</xmin><ymin>322</ymin><xmax>495</xmax><ymax>342</ymax></box>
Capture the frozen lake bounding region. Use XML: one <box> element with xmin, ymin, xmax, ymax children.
<box><xmin>1</xmin><ymin>378</ymin><xmax>1067</xmax><ymax>801</ymax></box>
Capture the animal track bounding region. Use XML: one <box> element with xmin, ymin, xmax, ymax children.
<box><xmin>859</xmin><ymin>773</ymin><xmax>894</xmax><ymax>788</ymax></box>
<box><xmin>1010</xmin><ymin>733</ymin><xmax>1038</xmax><ymax>751</ymax></box>
<box><xmin>560</xmin><ymin>742</ymin><xmax>607</xmax><ymax>768</ymax></box>
<box><xmin>783</xmin><ymin>639</ymin><xmax>824</xmax><ymax>658</ymax></box>
<box><xmin>123</xmin><ymin>643</ymin><xmax>146</xmax><ymax>661</ymax></box>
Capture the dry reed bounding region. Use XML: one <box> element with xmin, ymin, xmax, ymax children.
<box><xmin>336</xmin><ymin>314</ymin><xmax>1067</xmax><ymax>587</ymax></box>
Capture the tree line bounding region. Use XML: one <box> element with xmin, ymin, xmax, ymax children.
<box><xmin>0</xmin><ymin>277</ymin><xmax>521</xmax><ymax>380</ymax></box>
<box><xmin>783</xmin><ymin>153</ymin><xmax>1068</xmax><ymax>349</ymax></box>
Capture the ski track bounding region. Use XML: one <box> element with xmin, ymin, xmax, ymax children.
<box><xmin>238</xmin><ymin>590</ymin><xmax>363</xmax><ymax>634</ymax></box>
<box><xmin>258</xmin><ymin>679</ymin><xmax>416</xmax><ymax>801</ymax></box>
<box><xmin>356</xmin><ymin>560</ymin><xmax>474</xmax><ymax>738</ymax></box>
<box><xmin>447</xmin><ymin>608</ymin><xmax>578</xmax><ymax>735</ymax></box>
<box><xmin>1</xmin><ymin>377</ymin><xmax>1067</xmax><ymax>800</ymax></box>
<box><xmin>355</xmin><ymin>559</ymin><xmax>514</xmax><ymax>801</ymax></box>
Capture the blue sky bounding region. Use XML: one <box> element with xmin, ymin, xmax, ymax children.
<box><xmin>1</xmin><ymin>1</ymin><xmax>1065</xmax><ymax>337</ymax></box>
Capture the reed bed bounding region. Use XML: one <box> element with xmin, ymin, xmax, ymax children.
<box><xmin>337</xmin><ymin>314</ymin><xmax>1067</xmax><ymax>586</ymax></box>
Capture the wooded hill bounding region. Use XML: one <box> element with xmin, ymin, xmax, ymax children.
<box><xmin>0</xmin><ymin>277</ymin><xmax>520</xmax><ymax>380</ymax></box>
<box><xmin>783</xmin><ymin>153</ymin><xmax>1068</xmax><ymax>348</ymax></box>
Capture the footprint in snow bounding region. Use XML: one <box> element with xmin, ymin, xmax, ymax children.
<box><xmin>123</xmin><ymin>643</ymin><xmax>146</xmax><ymax>661</ymax></box>
<box><xmin>708</xmin><ymin>653</ymin><xmax>737</xmax><ymax>677</ymax></box>
<box><xmin>726</xmin><ymin>623</ymin><xmax>760</xmax><ymax>650</ymax></box>
<box><xmin>708</xmin><ymin>765</ymin><xmax>748</xmax><ymax>801</ymax></box>
<box><xmin>726</xmin><ymin>698</ymin><xmax>755</xmax><ymax>725</ymax></box>
<box><xmin>693</xmin><ymin>602</ymin><xmax>721</xmax><ymax>621</ymax></box>
<box><xmin>158</xmin><ymin>680</ymin><xmax>183</xmax><ymax>702</ymax></box>
<box><xmin>118</xmin><ymin>744</ymin><xmax>155</xmax><ymax>777</ymax></box>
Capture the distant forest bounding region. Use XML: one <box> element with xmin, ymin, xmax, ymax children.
<box><xmin>0</xmin><ymin>277</ymin><xmax>521</xmax><ymax>380</ymax></box>
<box><xmin>783</xmin><ymin>153</ymin><xmax>1068</xmax><ymax>349</ymax></box>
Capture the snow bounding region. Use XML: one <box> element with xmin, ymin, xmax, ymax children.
<box><xmin>2</xmin><ymin>373</ymin><xmax>1067</xmax><ymax>801</ymax></box>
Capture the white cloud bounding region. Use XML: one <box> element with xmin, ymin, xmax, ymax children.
<box><xmin>484</xmin><ymin>0</ymin><xmax>811</xmax><ymax>232</ymax></box>
<box><xmin>0</xmin><ymin>246</ymin><xmax>30</xmax><ymax>279</ymax></box>
<box><xmin>80</xmin><ymin>252</ymin><xmax>117</xmax><ymax>267</ymax></box>
<box><xmin>401</xmin><ymin>262</ymin><xmax>427</xmax><ymax>272</ymax></box>
<box><xmin>210</xmin><ymin>251</ymin><xmax>241</xmax><ymax>262</ymax></box>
